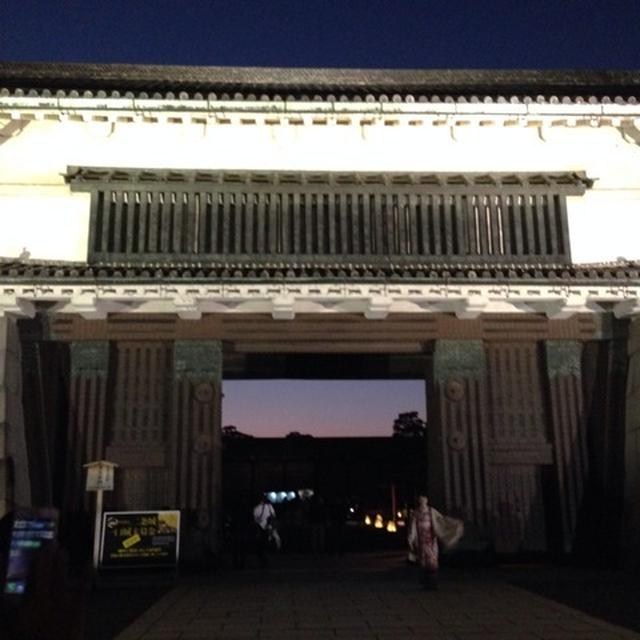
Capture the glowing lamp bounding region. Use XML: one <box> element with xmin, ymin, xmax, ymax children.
<box><xmin>386</xmin><ymin>520</ymin><xmax>397</xmax><ymax>533</ymax></box>
<box><xmin>364</xmin><ymin>515</ymin><xmax>372</xmax><ymax>526</ymax></box>
<box><xmin>374</xmin><ymin>514</ymin><xmax>384</xmax><ymax>529</ymax></box>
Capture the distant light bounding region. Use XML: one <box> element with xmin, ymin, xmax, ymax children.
<box><xmin>374</xmin><ymin>514</ymin><xmax>384</xmax><ymax>529</ymax></box>
<box><xmin>386</xmin><ymin>521</ymin><xmax>397</xmax><ymax>533</ymax></box>
<box><xmin>349</xmin><ymin>507</ymin><xmax>355</xmax><ymax>513</ymax></box>
<box><xmin>278</xmin><ymin>491</ymin><xmax>287</xmax><ymax>503</ymax></box>
<box><xmin>364</xmin><ymin>515</ymin><xmax>372</xmax><ymax>526</ymax></box>
<box><xmin>268</xmin><ymin>492</ymin><xmax>277</xmax><ymax>503</ymax></box>
<box><xmin>287</xmin><ymin>491</ymin><xmax>296</xmax><ymax>501</ymax></box>
<box><xmin>396</xmin><ymin>511</ymin><xmax>402</xmax><ymax>519</ymax></box>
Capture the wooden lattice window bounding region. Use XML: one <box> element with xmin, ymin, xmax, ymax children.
<box><xmin>67</xmin><ymin>168</ymin><xmax>590</xmax><ymax>265</ymax></box>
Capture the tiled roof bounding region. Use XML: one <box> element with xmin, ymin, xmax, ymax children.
<box><xmin>1</xmin><ymin>258</ymin><xmax>638</xmax><ymax>284</ymax></box>
<box><xmin>65</xmin><ymin>167</ymin><xmax>593</xmax><ymax>189</ymax></box>
<box><xmin>1</xmin><ymin>63</ymin><xmax>640</xmax><ymax>104</ymax></box>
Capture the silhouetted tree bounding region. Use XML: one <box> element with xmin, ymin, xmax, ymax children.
<box><xmin>392</xmin><ymin>411</ymin><xmax>426</xmax><ymax>438</ymax></box>
<box><xmin>222</xmin><ymin>425</ymin><xmax>253</xmax><ymax>439</ymax></box>
<box><xmin>285</xmin><ymin>431</ymin><xmax>313</xmax><ymax>439</ymax></box>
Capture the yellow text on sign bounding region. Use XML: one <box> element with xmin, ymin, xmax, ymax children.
<box><xmin>122</xmin><ymin>533</ymin><xmax>141</xmax><ymax>549</ymax></box>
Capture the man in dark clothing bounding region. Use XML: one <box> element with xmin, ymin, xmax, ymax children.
<box><xmin>309</xmin><ymin>495</ymin><xmax>327</xmax><ymax>553</ymax></box>
<box><xmin>327</xmin><ymin>498</ymin><xmax>348</xmax><ymax>555</ymax></box>
<box><xmin>226</xmin><ymin>494</ymin><xmax>253</xmax><ymax>569</ymax></box>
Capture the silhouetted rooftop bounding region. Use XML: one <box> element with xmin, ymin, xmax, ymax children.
<box><xmin>1</xmin><ymin>62</ymin><xmax>640</xmax><ymax>103</ymax></box>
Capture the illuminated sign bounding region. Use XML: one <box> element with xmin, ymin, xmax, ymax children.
<box><xmin>99</xmin><ymin>511</ymin><xmax>180</xmax><ymax>568</ymax></box>
<box><xmin>3</xmin><ymin>508</ymin><xmax>58</xmax><ymax>596</ymax></box>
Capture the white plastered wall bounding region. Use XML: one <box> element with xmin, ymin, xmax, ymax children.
<box><xmin>1</xmin><ymin>117</ymin><xmax>639</xmax><ymax>263</ymax></box>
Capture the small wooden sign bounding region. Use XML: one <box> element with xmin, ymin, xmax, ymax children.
<box><xmin>84</xmin><ymin>460</ymin><xmax>117</xmax><ymax>492</ymax></box>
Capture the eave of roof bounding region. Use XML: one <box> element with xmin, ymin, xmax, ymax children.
<box><xmin>1</xmin><ymin>258</ymin><xmax>638</xmax><ymax>285</ymax></box>
<box><xmin>2</xmin><ymin>62</ymin><xmax>640</xmax><ymax>104</ymax></box>
<box><xmin>65</xmin><ymin>167</ymin><xmax>593</xmax><ymax>190</ymax></box>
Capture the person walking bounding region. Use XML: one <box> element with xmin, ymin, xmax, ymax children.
<box><xmin>253</xmin><ymin>494</ymin><xmax>277</xmax><ymax>566</ymax></box>
<box><xmin>408</xmin><ymin>495</ymin><xmax>464</xmax><ymax>590</ymax></box>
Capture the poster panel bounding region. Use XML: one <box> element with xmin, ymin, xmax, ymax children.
<box><xmin>100</xmin><ymin>510</ymin><xmax>180</xmax><ymax>568</ymax></box>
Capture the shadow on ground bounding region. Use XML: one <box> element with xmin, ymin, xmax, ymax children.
<box><xmin>84</xmin><ymin>553</ymin><xmax>640</xmax><ymax>639</ymax></box>
<box><xmin>504</xmin><ymin>564</ymin><xmax>640</xmax><ymax>634</ymax></box>
<box><xmin>85</xmin><ymin>573</ymin><xmax>171</xmax><ymax>640</ymax></box>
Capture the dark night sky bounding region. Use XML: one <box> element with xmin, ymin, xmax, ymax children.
<box><xmin>1</xmin><ymin>0</ymin><xmax>637</xmax><ymax>435</ymax></box>
<box><xmin>1</xmin><ymin>0</ymin><xmax>640</xmax><ymax>69</ymax></box>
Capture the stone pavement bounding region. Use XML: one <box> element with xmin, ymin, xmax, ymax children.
<box><xmin>113</xmin><ymin>553</ymin><xmax>640</xmax><ymax>640</ymax></box>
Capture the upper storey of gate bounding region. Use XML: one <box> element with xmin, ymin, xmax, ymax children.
<box><xmin>1</xmin><ymin>64</ymin><xmax>640</xmax><ymax>319</ymax></box>
<box><xmin>67</xmin><ymin>167</ymin><xmax>587</xmax><ymax>266</ymax></box>
<box><xmin>1</xmin><ymin>63</ymin><xmax>640</xmax><ymax>268</ymax></box>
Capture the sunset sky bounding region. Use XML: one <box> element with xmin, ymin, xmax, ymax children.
<box><xmin>223</xmin><ymin>380</ymin><xmax>426</xmax><ymax>438</ymax></box>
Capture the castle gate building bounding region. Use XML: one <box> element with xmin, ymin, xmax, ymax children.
<box><xmin>1</xmin><ymin>64</ymin><xmax>639</xmax><ymax>564</ymax></box>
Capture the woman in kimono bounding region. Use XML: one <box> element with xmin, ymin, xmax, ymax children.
<box><xmin>408</xmin><ymin>495</ymin><xmax>464</xmax><ymax>590</ymax></box>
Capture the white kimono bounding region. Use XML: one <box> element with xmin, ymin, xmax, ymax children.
<box><xmin>408</xmin><ymin>506</ymin><xmax>464</xmax><ymax>570</ymax></box>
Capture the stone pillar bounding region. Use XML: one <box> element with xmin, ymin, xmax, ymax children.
<box><xmin>430</xmin><ymin>340</ymin><xmax>491</xmax><ymax>528</ymax></box>
<box><xmin>106</xmin><ymin>341</ymin><xmax>172</xmax><ymax>509</ymax></box>
<box><xmin>486</xmin><ymin>341</ymin><xmax>552</xmax><ymax>553</ymax></box>
<box><xmin>544</xmin><ymin>340</ymin><xmax>589</xmax><ymax>553</ymax></box>
<box><xmin>580</xmin><ymin>319</ymin><xmax>627</xmax><ymax>564</ymax></box>
<box><xmin>0</xmin><ymin>317</ymin><xmax>8</xmax><ymax>517</ymax></box>
<box><xmin>622</xmin><ymin>317</ymin><xmax>640</xmax><ymax>570</ymax></box>
<box><xmin>170</xmin><ymin>340</ymin><xmax>223</xmax><ymax>560</ymax></box>
<box><xmin>66</xmin><ymin>341</ymin><xmax>110</xmax><ymax>511</ymax></box>
<box><xmin>0</xmin><ymin>317</ymin><xmax>29</xmax><ymax>514</ymax></box>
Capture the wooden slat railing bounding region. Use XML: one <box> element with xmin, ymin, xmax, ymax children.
<box><xmin>67</xmin><ymin>170</ymin><xmax>587</xmax><ymax>265</ymax></box>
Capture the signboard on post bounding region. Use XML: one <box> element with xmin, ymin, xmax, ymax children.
<box><xmin>85</xmin><ymin>460</ymin><xmax>116</xmax><ymax>492</ymax></box>
<box><xmin>99</xmin><ymin>510</ymin><xmax>180</xmax><ymax>568</ymax></box>
<box><xmin>84</xmin><ymin>460</ymin><xmax>118</xmax><ymax>570</ymax></box>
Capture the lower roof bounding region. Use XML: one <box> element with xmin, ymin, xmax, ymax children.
<box><xmin>0</xmin><ymin>258</ymin><xmax>638</xmax><ymax>285</ymax></box>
